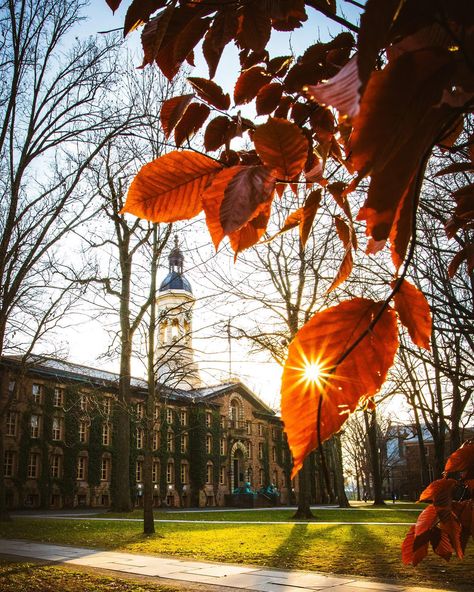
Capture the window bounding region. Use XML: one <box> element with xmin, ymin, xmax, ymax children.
<box><xmin>152</xmin><ymin>461</ymin><xmax>160</xmax><ymax>483</ymax></box>
<box><xmin>53</xmin><ymin>387</ymin><xmax>64</xmax><ymax>407</ymax></box>
<box><xmin>32</xmin><ymin>384</ymin><xmax>41</xmax><ymax>403</ymax></box>
<box><xmin>246</xmin><ymin>421</ymin><xmax>251</xmax><ymax>435</ymax></box>
<box><xmin>79</xmin><ymin>420</ymin><xmax>88</xmax><ymax>443</ymax></box>
<box><xmin>152</xmin><ymin>430</ymin><xmax>159</xmax><ymax>451</ymax></box>
<box><xmin>166</xmin><ymin>408</ymin><xmax>173</xmax><ymax>424</ymax></box>
<box><xmin>136</xmin><ymin>460</ymin><xmax>143</xmax><ymax>482</ymax></box>
<box><xmin>246</xmin><ymin>441</ymin><xmax>252</xmax><ymax>459</ymax></box>
<box><xmin>167</xmin><ymin>430</ymin><xmax>174</xmax><ymax>452</ymax></box>
<box><xmin>4</xmin><ymin>451</ymin><xmax>15</xmax><ymax>477</ymax></box>
<box><xmin>206</xmin><ymin>462</ymin><xmax>213</xmax><ymax>484</ymax></box>
<box><xmin>220</xmin><ymin>415</ymin><xmax>226</xmax><ymax>428</ymax></box>
<box><xmin>30</xmin><ymin>414</ymin><xmax>40</xmax><ymax>438</ymax></box>
<box><xmin>205</xmin><ymin>411</ymin><xmax>212</xmax><ymax>427</ymax></box>
<box><xmin>5</xmin><ymin>411</ymin><xmax>17</xmax><ymax>437</ymax></box>
<box><xmin>8</xmin><ymin>381</ymin><xmax>16</xmax><ymax>398</ymax></box>
<box><xmin>206</xmin><ymin>434</ymin><xmax>212</xmax><ymax>454</ymax></box>
<box><xmin>28</xmin><ymin>453</ymin><xmax>39</xmax><ymax>479</ymax></box>
<box><xmin>230</xmin><ymin>400</ymin><xmax>240</xmax><ymax>428</ymax></box>
<box><xmin>102</xmin><ymin>397</ymin><xmax>112</xmax><ymax>416</ymax></box>
<box><xmin>77</xmin><ymin>456</ymin><xmax>87</xmax><ymax>480</ymax></box>
<box><xmin>167</xmin><ymin>462</ymin><xmax>174</xmax><ymax>484</ymax></box>
<box><xmin>136</xmin><ymin>403</ymin><xmax>144</xmax><ymax>419</ymax></box>
<box><xmin>180</xmin><ymin>410</ymin><xmax>187</xmax><ymax>426</ymax></box>
<box><xmin>180</xmin><ymin>462</ymin><xmax>188</xmax><ymax>484</ymax></box>
<box><xmin>102</xmin><ymin>423</ymin><xmax>111</xmax><ymax>446</ymax></box>
<box><xmin>80</xmin><ymin>394</ymin><xmax>88</xmax><ymax>411</ymax></box>
<box><xmin>272</xmin><ymin>446</ymin><xmax>277</xmax><ymax>462</ymax></box>
<box><xmin>220</xmin><ymin>438</ymin><xmax>226</xmax><ymax>456</ymax></box>
<box><xmin>50</xmin><ymin>455</ymin><xmax>61</xmax><ymax>478</ymax></box>
<box><xmin>136</xmin><ymin>427</ymin><xmax>144</xmax><ymax>449</ymax></box>
<box><xmin>154</xmin><ymin>404</ymin><xmax>160</xmax><ymax>420</ymax></box>
<box><xmin>259</xmin><ymin>469</ymin><xmax>264</xmax><ymax>486</ymax></box>
<box><xmin>258</xmin><ymin>442</ymin><xmax>264</xmax><ymax>460</ymax></box>
<box><xmin>180</xmin><ymin>433</ymin><xmax>188</xmax><ymax>454</ymax></box>
<box><xmin>272</xmin><ymin>470</ymin><xmax>278</xmax><ymax>486</ymax></box>
<box><xmin>272</xmin><ymin>428</ymin><xmax>279</xmax><ymax>440</ymax></box>
<box><xmin>52</xmin><ymin>417</ymin><xmax>63</xmax><ymax>441</ymax></box>
<box><xmin>258</xmin><ymin>423</ymin><xmax>264</xmax><ymax>437</ymax></box>
<box><xmin>219</xmin><ymin>466</ymin><xmax>226</xmax><ymax>485</ymax></box>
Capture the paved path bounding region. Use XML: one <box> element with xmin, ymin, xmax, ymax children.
<box><xmin>0</xmin><ymin>538</ymin><xmax>455</xmax><ymax>592</ymax></box>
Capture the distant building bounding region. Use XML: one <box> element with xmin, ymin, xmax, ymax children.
<box><xmin>1</xmin><ymin>239</ymin><xmax>297</xmax><ymax>510</ymax></box>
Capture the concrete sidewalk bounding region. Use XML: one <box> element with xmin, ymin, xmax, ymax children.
<box><xmin>0</xmin><ymin>538</ymin><xmax>455</xmax><ymax>592</ymax></box>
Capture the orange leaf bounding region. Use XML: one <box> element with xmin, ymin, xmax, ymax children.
<box><xmin>253</xmin><ymin>117</ymin><xmax>308</xmax><ymax>180</ymax></box>
<box><xmin>204</xmin><ymin>116</ymin><xmax>233</xmax><ymax>152</ymax></box>
<box><xmin>220</xmin><ymin>165</ymin><xmax>275</xmax><ymax>233</ymax></box>
<box><xmin>188</xmin><ymin>77</ymin><xmax>231</xmax><ymax>110</ymax></box>
<box><xmin>234</xmin><ymin>66</ymin><xmax>271</xmax><ymax>105</ymax></box>
<box><xmin>202</xmin><ymin>167</ymin><xmax>242</xmax><ymax>249</ymax></box>
<box><xmin>174</xmin><ymin>103</ymin><xmax>210</xmax><ymax>147</ymax></box>
<box><xmin>392</xmin><ymin>279</ymin><xmax>432</xmax><ymax>350</ymax></box>
<box><xmin>122</xmin><ymin>151</ymin><xmax>222</xmax><ymax>223</ymax></box>
<box><xmin>281</xmin><ymin>298</ymin><xmax>398</xmax><ymax>478</ymax></box>
<box><xmin>300</xmin><ymin>189</ymin><xmax>322</xmax><ymax>247</ymax></box>
<box><xmin>419</xmin><ymin>479</ymin><xmax>457</xmax><ymax>507</ymax></box>
<box><xmin>160</xmin><ymin>94</ymin><xmax>194</xmax><ymax>138</ymax></box>
<box><xmin>445</xmin><ymin>442</ymin><xmax>474</xmax><ymax>476</ymax></box>
<box><xmin>229</xmin><ymin>200</ymin><xmax>272</xmax><ymax>257</ymax></box>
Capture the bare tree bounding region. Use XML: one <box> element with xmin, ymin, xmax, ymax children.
<box><xmin>0</xmin><ymin>0</ymin><xmax>139</xmax><ymax>520</ymax></box>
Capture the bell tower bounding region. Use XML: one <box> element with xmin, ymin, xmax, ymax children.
<box><xmin>155</xmin><ymin>236</ymin><xmax>200</xmax><ymax>389</ymax></box>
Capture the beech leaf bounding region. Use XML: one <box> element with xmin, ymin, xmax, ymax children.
<box><xmin>122</xmin><ymin>151</ymin><xmax>222</xmax><ymax>223</ymax></box>
<box><xmin>281</xmin><ymin>298</ymin><xmax>398</xmax><ymax>478</ymax></box>
<box><xmin>188</xmin><ymin>77</ymin><xmax>231</xmax><ymax>110</ymax></box>
<box><xmin>392</xmin><ymin>279</ymin><xmax>432</xmax><ymax>350</ymax></box>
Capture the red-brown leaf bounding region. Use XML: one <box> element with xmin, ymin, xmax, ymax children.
<box><xmin>123</xmin><ymin>0</ymin><xmax>166</xmax><ymax>36</ymax></box>
<box><xmin>392</xmin><ymin>279</ymin><xmax>432</xmax><ymax>350</ymax></box>
<box><xmin>445</xmin><ymin>442</ymin><xmax>474</xmax><ymax>476</ymax></box>
<box><xmin>281</xmin><ymin>298</ymin><xmax>399</xmax><ymax>478</ymax></box>
<box><xmin>229</xmin><ymin>200</ymin><xmax>272</xmax><ymax>256</ymax></box>
<box><xmin>253</xmin><ymin>117</ymin><xmax>308</xmax><ymax>180</ymax></box>
<box><xmin>235</xmin><ymin>3</ymin><xmax>271</xmax><ymax>53</ymax></box>
<box><xmin>419</xmin><ymin>479</ymin><xmax>457</xmax><ymax>507</ymax></box>
<box><xmin>448</xmin><ymin>244</ymin><xmax>474</xmax><ymax>278</ymax></box>
<box><xmin>202</xmin><ymin>6</ymin><xmax>238</xmax><ymax>78</ymax></box>
<box><xmin>174</xmin><ymin>103</ymin><xmax>210</xmax><ymax>147</ymax></box>
<box><xmin>204</xmin><ymin>116</ymin><xmax>233</xmax><ymax>152</ymax></box>
<box><xmin>256</xmin><ymin>83</ymin><xmax>284</xmax><ymax>116</ymax></box>
<box><xmin>140</xmin><ymin>5</ymin><xmax>175</xmax><ymax>68</ymax></box>
<box><xmin>234</xmin><ymin>66</ymin><xmax>271</xmax><ymax>105</ymax></box>
<box><xmin>188</xmin><ymin>77</ymin><xmax>231</xmax><ymax>110</ymax></box>
<box><xmin>106</xmin><ymin>0</ymin><xmax>122</xmax><ymax>12</ymax></box>
<box><xmin>173</xmin><ymin>16</ymin><xmax>212</xmax><ymax>67</ymax></box>
<box><xmin>160</xmin><ymin>94</ymin><xmax>194</xmax><ymax>138</ymax></box>
<box><xmin>220</xmin><ymin>165</ymin><xmax>276</xmax><ymax>234</ymax></box>
<box><xmin>122</xmin><ymin>151</ymin><xmax>222</xmax><ymax>223</ymax></box>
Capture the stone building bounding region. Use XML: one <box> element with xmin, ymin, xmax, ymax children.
<box><xmin>0</xmin><ymin>240</ymin><xmax>295</xmax><ymax>510</ymax></box>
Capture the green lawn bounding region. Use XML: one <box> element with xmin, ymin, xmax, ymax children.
<box><xmin>1</xmin><ymin>517</ymin><xmax>473</xmax><ymax>591</ymax></box>
<box><xmin>0</xmin><ymin>559</ymin><xmax>184</xmax><ymax>592</ymax></box>
<box><xmin>99</xmin><ymin>507</ymin><xmax>423</xmax><ymax>523</ymax></box>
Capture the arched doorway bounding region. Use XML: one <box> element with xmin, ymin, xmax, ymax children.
<box><xmin>230</xmin><ymin>441</ymin><xmax>248</xmax><ymax>490</ymax></box>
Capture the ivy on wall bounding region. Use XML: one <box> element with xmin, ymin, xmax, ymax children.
<box><xmin>189</xmin><ymin>405</ymin><xmax>207</xmax><ymax>503</ymax></box>
<box><xmin>88</xmin><ymin>413</ymin><xmax>103</xmax><ymax>488</ymax></box>
<box><xmin>39</xmin><ymin>386</ymin><xmax>54</xmax><ymax>508</ymax></box>
<box><xmin>61</xmin><ymin>386</ymin><xmax>80</xmax><ymax>504</ymax></box>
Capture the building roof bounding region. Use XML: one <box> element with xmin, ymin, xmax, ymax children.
<box><xmin>1</xmin><ymin>355</ymin><xmax>276</xmax><ymax>415</ymax></box>
<box><xmin>159</xmin><ymin>270</ymin><xmax>193</xmax><ymax>294</ymax></box>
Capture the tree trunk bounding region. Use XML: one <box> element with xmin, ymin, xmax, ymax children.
<box><xmin>292</xmin><ymin>456</ymin><xmax>314</xmax><ymax>519</ymax></box>
<box><xmin>333</xmin><ymin>434</ymin><xmax>350</xmax><ymax>508</ymax></box>
<box><xmin>364</xmin><ymin>409</ymin><xmax>385</xmax><ymax>506</ymax></box>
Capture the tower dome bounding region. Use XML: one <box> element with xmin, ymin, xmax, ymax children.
<box><xmin>159</xmin><ymin>235</ymin><xmax>192</xmax><ymax>293</ymax></box>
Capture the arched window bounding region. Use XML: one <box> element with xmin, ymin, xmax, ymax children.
<box><xmin>230</xmin><ymin>399</ymin><xmax>242</xmax><ymax>428</ymax></box>
<box><xmin>206</xmin><ymin>461</ymin><xmax>213</xmax><ymax>484</ymax></box>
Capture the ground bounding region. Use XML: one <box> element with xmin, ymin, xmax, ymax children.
<box><xmin>0</xmin><ymin>505</ymin><xmax>472</xmax><ymax>591</ymax></box>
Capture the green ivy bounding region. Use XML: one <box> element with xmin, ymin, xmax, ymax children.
<box><xmin>61</xmin><ymin>387</ymin><xmax>80</xmax><ymax>503</ymax></box>
<box><xmin>189</xmin><ymin>405</ymin><xmax>207</xmax><ymax>501</ymax></box>
<box><xmin>261</xmin><ymin>436</ymin><xmax>270</xmax><ymax>488</ymax></box>
<box><xmin>16</xmin><ymin>412</ymin><xmax>31</xmax><ymax>487</ymax></box>
<box><xmin>88</xmin><ymin>414</ymin><xmax>103</xmax><ymax>488</ymax></box>
<box><xmin>210</xmin><ymin>409</ymin><xmax>223</xmax><ymax>487</ymax></box>
<box><xmin>39</xmin><ymin>386</ymin><xmax>54</xmax><ymax>508</ymax></box>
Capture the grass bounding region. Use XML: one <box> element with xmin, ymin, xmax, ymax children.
<box><xmin>98</xmin><ymin>506</ymin><xmax>425</xmax><ymax>523</ymax></box>
<box><xmin>1</xmin><ymin>516</ymin><xmax>473</xmax><ymax>591</ymax></box>
<box><xmin>0</xmin><ymin>559</ymin><xmax>185</xmax><ymax>592</ymax></box>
